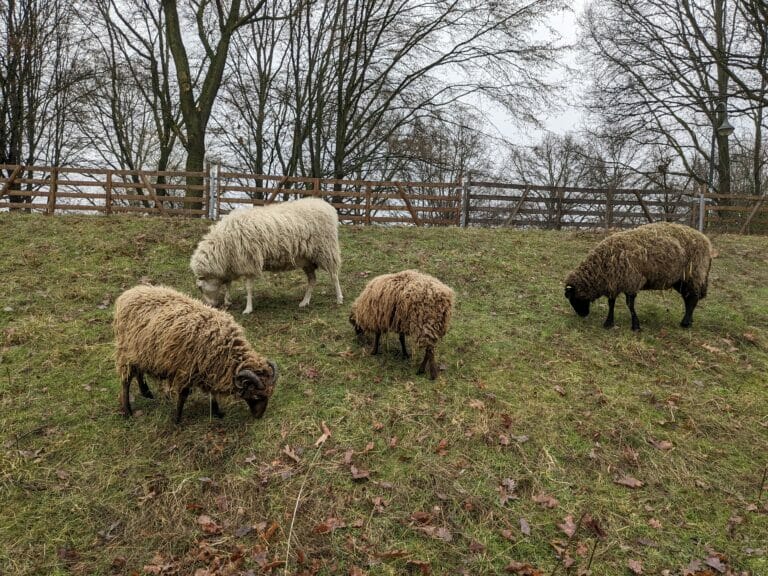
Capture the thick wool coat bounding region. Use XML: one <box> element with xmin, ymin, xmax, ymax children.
<box><xmin>565</xmin><ymin>222</ymin><xmax>712</xmax><ymax>301</ymax></box>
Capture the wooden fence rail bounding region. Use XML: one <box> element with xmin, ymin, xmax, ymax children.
<box><xmin>1</xmin><ymin>164</ymin><xmax>766</xmax><ymax>232</ymax></box>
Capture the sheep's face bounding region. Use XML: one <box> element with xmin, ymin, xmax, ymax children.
<box><xmin>235</xmin><ymin>360</ymin><xmax>279</xmax><ymax>419</ymax></box>
<box><xmin>196</xmin><ymin>277</ymin><xmax>226</xmax><ymax>308</ymax></box>
<box><xmin>565</xmin><ymin>284</ymin><xmax>590</xmax><ymax>317</ymax></box>
<box><xmin>349</xmin><ymin>311</ymin><xmax>366</xmax><ymax>344</ymax></box>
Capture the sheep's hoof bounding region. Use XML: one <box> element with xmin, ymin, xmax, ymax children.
<box><xmin>631</xmin><ymin>325</ymin><xmax>641</xmax><ymax>332</ymax></box>
<box><xmin>680</xmin><ymin>319</ymin><xmax>692</xmax><ymax>328</ymax></box>
<box><xmin>298</xmin><ymin>301</ymin><xmax>310</xmax><ymax>308</ymax></box>
<box><xmin>603</xmin><ymin>321</ymin><xmax>614</xmax><ymax>329</ymax></box>
<box><xmin>242</xmin><ymin>308</ymin><xmax>253</xmax><ymax>315</ymax></box>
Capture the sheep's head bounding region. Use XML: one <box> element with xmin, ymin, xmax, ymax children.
<box><xmin>196</xmin><ymin>277</ymin><xmax>227</xmax><ymax>308</ymax></box>
<box><xmin>349</xmin><ymin>310</ymin><xmax>366</xmax><ymax>344</ymax></box>
<box><xmin>565</xmin><ymin>284</ymin><xmax>590</xmax><ymax>317</ymax></box>
<box><xmin>235</xmin><ymin>360</ymin><xmax>278</xmax><ymax>418</ymax></box>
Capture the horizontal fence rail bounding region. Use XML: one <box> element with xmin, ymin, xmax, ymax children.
<box><xmin>1</xmin><ymin>164</ymin><xmax>766</xmax><ymax>232</ymax></box>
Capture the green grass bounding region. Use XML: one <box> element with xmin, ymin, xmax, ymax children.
<box><xmin>1</xmin><ymin>214</ymin><xmax>767</xmax><ymax>575</ymax></box>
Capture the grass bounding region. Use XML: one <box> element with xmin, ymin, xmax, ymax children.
<box><xmin>1</xmin><ymin>214</ymin><xmax>767</xmax><ymax>576</ymax></box>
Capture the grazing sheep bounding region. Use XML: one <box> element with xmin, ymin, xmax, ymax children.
<box><xmin>349</xmin><ymin>270</ymin><xmax>454</xmax><ymax>379</ymax></box>
<box><xmin>114</xmin><ymin>285</ymin><xmax>278</xmax><ymax>423</ymax></box>
<box><xmin>190</xmin><ymin>197</ymin><xmax>343</xmax><ymax>314</ymax></box>
<box><xmin>564</xmin><ymin>222</ymin><xmax>712</xmax><ymax>331</ymax></box>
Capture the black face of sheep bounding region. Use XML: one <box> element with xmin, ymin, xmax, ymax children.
<box><xmin>565</xmin><ymin>285</ymin><xmax>591</xmax><ymax>317</ymax></box>
<box><xmin>349</xmin><ymin>313</ymin><xmax>366</xmax><ymax>344</ymax></box>
<box><xmin>234</xmin><ymin>360</ymin><xmax>279</xmax><ymax>419</ymax></box>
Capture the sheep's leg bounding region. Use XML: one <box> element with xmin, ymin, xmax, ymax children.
<box><xmin>211</xmin><ymin>396</ymin><xmax>225</xmax><ymax>419</ymax></box>
<box><xmin>120</xmin><ymin>366</ymin><xmax>134</xmax><ymax>417</ymax></box>
<box><xmin>299</xmin><ymin>265</ymin><xmax>317</xmax><ymax>308</ymax></box>
<box><xmin>371</xmin><ymin>332</ymin><xmax>381</xmax><ymax>355</ymax></box>
<box><xmin>175</xmin><ymin>387</ymin><xmax>191</xmax><ymax>424</ymax></box>
<box><xmin>625</xmin><ymin>293</ymin><xmax>641</xmax><ymax>331</ymax></box>
<box><xmin>674</xmin><ymin>281</ymin><xmax>698</xmax><ymax>328</ymax></box>
<box><xmin>243</xmin><ymin>278</ymin><xmax>254</xmax><ymax>315</ymax></box>
<box><xmin>680</xmin><ymin>293</ymin><xmax>699</xmax><ymax>328</ymax></box>
<box><xmin>137</xmin><ymin>371</ymin><xmax>154</xmax><ymax>399</ymax></box>
<box><xmin>398</xmin><ymin>333</ymin><xmax>410</xmax><ymax>359</ymax></box>
<box><xmin>331</xmin><ymin>269</ymin><xmax>343</xmax><ymax>305</ymax></box>
<box><xmin>603</xmin><ymin>297</ymin><xmax>616</xmax><ymax>328</ymax></box>
<box><xmin>417</xmin><ymin>347</ymin><xmax>438</xmax><ymax>379</ymax></box>
<box><xmin>223</xmin><ymin>284</ymin><xmax>232</xmax><ymax>309</ymax></box>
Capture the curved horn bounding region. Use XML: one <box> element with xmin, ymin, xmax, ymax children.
<box><xmin>236</xmin><ymin>369</ymin><xmax>265</xmax><ymax>391</ymax></box>
<box><xmin>267</xmin><ymin>360</ymin><xmax>279</xmax><ymax>384</ymax></box>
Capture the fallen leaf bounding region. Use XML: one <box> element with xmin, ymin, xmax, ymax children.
<box><xmin>406</xmin><ymin>559</ymin><xmax>431</xmax><ymax>574</ymax></box>
<box><xmin>415</xmin><ymin>525</ymin><xmax>452</xmax><ymax>542</ymax></box>
<box><xmin>504</xmin><ymin>560</ymin><xmax>544</xmax><ymax>575</ymax></box>
<box><xmin>519</xmin><ymin>518</ymin><xmax>531</xmax><ymax>536</ymax></box>
<box><xmin>350</xmin><ymin>465</ymin><xmax>370</xmax><ymax>481</ymax></box>
<box><xmin>705</xmin><ymin>554</ymin><xmax>727</xmax><ymax>573</ymax></box>
<box><xmin>583</xmin><ymin>514</ymin><xmax>606</xmax><ymax>539</ymax></box>
<box><xmin>649</xmin><ymin>438</ymin><xmax>674</xmax><ymax>451</ymax></box>
<box><xmin>499</xmin><ymin>434</ymin><xmax>510</xmax><ymax>446</ymax></box>
<box><xmin>375</xmin><ymin>549</ymin><xmax>409</xmax><ymax>559</ymax></box>
<box><xmin>314</xmin><ymin>421</ymin><xmax>332</xmax><ymax>447</ymax></box>
<box><xmin>435</xmin><ymin>439</ymin><xmax>449</xmax><ymax>456</ymax></box>
<box><xmin>283</xmin><ymin>445</ymin><xmax>301</xmax><ymax>463</ymax></box>
<box><xmin>553</xmin><ymin>385</ymin><xmax>566</xmax><ymax>396</ymax></box>
<box><xmin>197</xmin><ymin>514</ymin><xmax>223</xmax><ymax>535</ymax></box>
<box><xmin>614</xmin><ymin>475</ymin><xmax>644</xmax><ymax>489</ymax></box>
<box><xmin>469</xmin><ymin>540</ymin><xmax>486</xmax><ymax>553</ymax></box>
<box><xmin>628</xmin><ymin>559</ymin><xmax>643</xmax><ymax>574</ymax></box>
<box><xmin>469</xmin><ymin>399</ymin><xmax>485</xmax><ymax>410</ymax></box>
<box><xmin>558</xmin><ymin>515</ymin><xmax>577</xmax><ymax>538</ymax></box>
<box><xmin>532</xmin><ymin>492</ymin><xmax>559</xmax><ymax>508</ymax></box>
<box><xmin>234</xmin><ymin>525</ymin><xmax>253</xmax><ymax>538</ymax></box>
<box><xmin>410</xmin><ymin>511</ymin><xmax>432</xmax><ymax>524</ymax></box>
<box><xmin>313</xmin><ymin>517</ymin><xmax>346</xmax><ymax>534</ymax></box>
<box><xmin>648</xmin><ymin>518</ymin><xmax>662</xmax><ymax>529</ymax></box>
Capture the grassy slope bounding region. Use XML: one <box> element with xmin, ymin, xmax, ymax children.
<box><xmin>0</xmin><ymin>214</ymin><xmax>766</xmax><ymax>575</ymax></box>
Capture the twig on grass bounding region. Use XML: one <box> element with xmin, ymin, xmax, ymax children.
<box><xmin>757</xmin><ymin>466</ymin><xmax>767</xmax><ymax>504</ymax></box>
<box><xmin>284</xmin><ymin>446</ymin><xmax>322</xmax><ymax>576</ymax></box>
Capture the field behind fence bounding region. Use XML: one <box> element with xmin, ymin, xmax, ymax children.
<box><xmin>1</xmin><ymin>163</ymin><xmax>767</xmax><ymax>233</ymax></box>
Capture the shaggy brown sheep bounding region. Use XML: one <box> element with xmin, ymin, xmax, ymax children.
<box><xmin>114</xmin><ymin>285</ymin><xmax>278</xmax><ymax>423</ymax></box>
<box><xmin>564</xmin><ymin>222</ymin><xmax>712</xmax><ymax>331</ymax></box>
<box><xmin>349</xmin><ymin>270</ymin><xmax>454</xmax><ymax>379</ymax></box>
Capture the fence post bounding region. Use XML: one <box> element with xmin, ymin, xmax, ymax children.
<box><xmin>207</xmin><ymin>161</ymin><xmax>220</xmax><ymax>220</ymax></box>
<box><xmin>698</xmin><ymin>183</ymin><xmax>706</xmax><ymax>232</ymax></box>
<box><xmin>461</xmin><ymin>173</ymin><xmax>471</xmax><ymax>227</ymax></box>
<box><xmin>46</xmin><ymin>167</ymin><xmax>58</xmax><ymax>215</ymax></box>
<box><xmin>106</xmin><ymin>171</ymin><xmax>113</xmax><ymax>215</ymax></box>
<box><xmin>365</xmin><ymin>185</ymin><xmax>372</xmax><ymax>225</ymax></box>
<box><xmin>605</xmin><ymin>186</ymin><xmax>613</xmax><ymax>231</ymax></box>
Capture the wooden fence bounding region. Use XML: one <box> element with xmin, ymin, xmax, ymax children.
<box><xmin>0</xmin><ymin>164</ymin><xmax>461</xmax><ymax>226</ymax></box>
<box><xmin>2</xmin><ymin>163</ymin><xmax>767</xmax><ymax>232</ymax></box>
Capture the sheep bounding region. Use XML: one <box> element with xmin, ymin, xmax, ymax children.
<box><xmin>114</xmin><ymin>284</ymin><xmax>279</xmax><ymax>423</ymax></box>
<box><xmin>564</xmin><ymin>222</ymin><xmax>712</xmax><ymax>331</ymax></box>
<box><xmin>349</xmin><ymin>270</ymin><xmax>455</xmax><ymax>379</ymax></box>
<box><xmin>190</xmin><ymin>197</ymin><xmax>343</xmax><ymax>314</ymax></box>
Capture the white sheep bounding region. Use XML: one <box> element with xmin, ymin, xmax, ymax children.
<box><xmin>114</xmin><ymin>285</ymin><xmax>279</xmax><ymax>423</ymax></box>
<box><xmin>190</xmin><ymin>197</ymin><xmax>344</xmax><ymax>314</ymax></box>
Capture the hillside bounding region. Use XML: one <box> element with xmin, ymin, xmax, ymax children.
<box><xmin>1</xmin><ymin>214</ymin><xmax>767</xmax><ymax>575</ymax></box>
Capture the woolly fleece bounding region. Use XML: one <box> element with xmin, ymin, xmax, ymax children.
<box><xmin>564</xmin><ymin>222</ymin><xmax>712</xmax><ymax>329</ymax></box>
<box><xmin>350</xmin><ymin>269</ymin><xmax>454</xmax><ymax>377</ymax></box>
<box><xmin>114</xmin><ymin>285</ymin><xmax>276</xmax><ymax>418</ymax></box>
<box><xmin>190</xmin><ymin>197</ymin><xmax>343</xmax><ymax>310</ymax></box>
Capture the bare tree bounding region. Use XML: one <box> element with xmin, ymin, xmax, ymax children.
<box><xmin>1</xmin><ymin>0</ymin><xmax>87</xmax><ymax>206</ymax></box>
<box><xmin>580</xmin><ymin>0</ymin><xmax>740</xmax><ymax>195</ymax></box>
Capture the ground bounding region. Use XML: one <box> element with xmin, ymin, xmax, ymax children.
<box><xmin>0</xmin><ymin>214</ymin><xmax>766</xmax><ymax>575</ymax></box>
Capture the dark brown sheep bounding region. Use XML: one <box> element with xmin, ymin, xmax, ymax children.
<box><xmin>564</xmin><ymin>222</ymin><xmax>712</xmax><ymax>331</ymax></box>
<box><xmin>114</xmin><ymin>285</ymin><xmax>278</xmax><ymax>423</ymax></box>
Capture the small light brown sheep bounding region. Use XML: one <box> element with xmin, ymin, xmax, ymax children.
<box><xmin>114</xmin><ymin>285</ymin><xmax>278</xmax><ymax>423</ymax></box>
<box><xmin>190</xmin><ymin>197</ymin><xmax>343</xmax><ymax>314</ymax></box>
<box><xmin>564</xmin><ymin>222</ymin><xmax>712</xmax><ymax>331</ymax></box>
<box><xmin>349</xmin><ymin>270</ymin><xmax>454</xmax><ymax>379</ymax></box>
